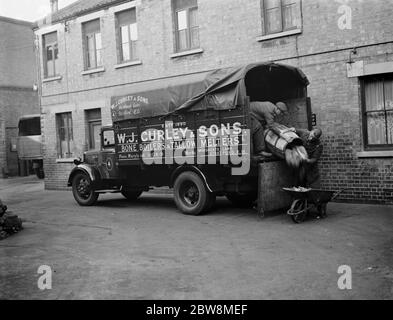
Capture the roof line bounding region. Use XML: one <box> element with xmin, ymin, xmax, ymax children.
<box><xmin>34</xmin><ymin>0</ymin><xmax>129</xmax><ymax>29</ymax></box>
<box><xmin>0</xmin><ymin>15</ymin><xmax>34</xmax><ymax>27</ymax></box>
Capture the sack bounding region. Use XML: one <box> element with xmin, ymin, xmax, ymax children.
<box><xmin>0</xmin><ymin>199</ymin><xmax>7</xmax><ymax>215</ymax></box>
<box><xmin>0</xmin><ymin>212</ymin><xmax>23</xmax><ymax>233</ymax></box>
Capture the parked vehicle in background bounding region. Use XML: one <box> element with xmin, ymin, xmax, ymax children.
<box><xmin>17</xmin><ymin>114</ymin><xmax>44</xmax><ymax>179</ymax></box>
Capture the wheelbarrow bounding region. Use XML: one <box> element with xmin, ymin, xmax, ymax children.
<box><xmin>282</xmin><ymin>187</ymin><xmax>346</xmax><ymax>223</ymax></box>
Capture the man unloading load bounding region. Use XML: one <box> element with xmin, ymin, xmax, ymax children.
<box><xmin>250</xmin><ymin>101</ymin><xmax>289</xmax><ymax>157</ymax></box>
<box><xmin>250</xmin><ymin>101</ymin><xmax>288</xmax><ymax>129</ymax></box>
<box><xmin>295</xmin><ymin>128</ymin><xmax>323</xmax><ymax>188</ymax></box>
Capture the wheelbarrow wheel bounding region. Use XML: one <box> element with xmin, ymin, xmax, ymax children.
<box><xmin>290</xmin><ymin>199</ymin><xmax>308</xmax><ymax>223</ymax></box>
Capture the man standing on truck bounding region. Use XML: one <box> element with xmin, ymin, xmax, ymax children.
<box><xmin>250</xmin><ymin>101</ymin><xmax>288</xmax><ymax>129</ymax></box>
<box><xmin>250</xmin><ymin>101</ymin><xmax>289</xmax><ymax>157</ymax></box>
<box><xmin>296</xmin><ymin>128</ymin><xmax>323</xmax><ymax>188</ymax></box>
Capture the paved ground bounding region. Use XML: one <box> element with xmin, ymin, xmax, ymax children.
<box><xmin>0</xmin><ymin>176</ymin><xmax>392</xmax><ymax>300</ymax></box>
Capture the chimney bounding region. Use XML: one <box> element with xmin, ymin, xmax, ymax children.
<box><xmin>50</xmin><ymin>0</ymin><xmax>58</xmax><ymax>13</ymax></box>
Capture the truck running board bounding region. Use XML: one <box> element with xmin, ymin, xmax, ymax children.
<box><xmin>95</xmin><ymin>189</ymin><xmax>121</xmax><ymax>194</ymax></box>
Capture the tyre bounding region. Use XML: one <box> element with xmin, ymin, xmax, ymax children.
<box><xmin>121</xmin><ymin>189</ymin><xmax>143</xmax><ymax>201</ymax></box>
<box><xmin>174</xmin><ymin>171</ymin><xmax>210</xmax><ymax>216</ymax></box>
<box><xmin>225</xmin><ymin>191</ymin><xmax>257</xmax><ymax>208</ymax></box>
<box><xmin>72</xmin><ymin>172</ymin><xmax>99</xmax><ymax>206</ymax></box>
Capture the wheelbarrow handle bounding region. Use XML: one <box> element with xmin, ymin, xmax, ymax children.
<box><xmin>331</xmin><ymin>188</ymin><xmax>349</xmax><ymax>201</ymax></box>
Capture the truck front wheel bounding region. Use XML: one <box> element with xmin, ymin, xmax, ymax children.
<box><xmin>72</xmin><ymin>172</ymin><xmax>99</xmax><ymax>206</ymax></box>
<box><xmin>174</xmin><ymin>171</ymin><xmax>211</xmax><ymax>216</ymax></box>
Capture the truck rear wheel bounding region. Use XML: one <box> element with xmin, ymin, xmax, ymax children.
<box><xmin>225</xmin><ymin>191</ymin><xmax>257</xmax><ymax>208</ymax></box>
<box><xmin>72</xmin><ymin>172</ymin><xmax>99</xmax><ymax>206</ymax></box>
<box><xmin>121</xmin><ymin>189</ymin><xmax>143</xmax><ymax>201</ymax></box>
<box><xmin>174</xmin><ymin>171</ymin><xmax>211</xmax><ymax>216</ymax></box>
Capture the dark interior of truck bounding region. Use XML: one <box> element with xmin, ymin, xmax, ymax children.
<box><xmin>245</xmin><ymin>64</ymin><xmax>307</xmax><ymax>103</ymax></box>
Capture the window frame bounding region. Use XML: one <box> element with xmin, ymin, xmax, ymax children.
<box><xmin>83</xmin><ymin>20</ymin><xmax>102</xmax><ymax>70</ymax></box>
<box><xmin>116</xmin><ymin>9</ymin><xmax>138</xmax><ymax>63</ymax></box>
<box><xmin>360</xmin><ymin>74</ymin><xmax>393</xmax><ymax>151</ymax></box>
<box><xmin>85</xmin><ymin>108</ymin><xmax>102</xmax><ymax>151</ymax></box>
<box><xmin>56</xmin><ymin>112</ymin><xmax>74</xmax><ymax>159</ymax></box>
<box><xmin>173</xmin><ymin>1</ymin><xmax>199</xmax><ymax>53</ymax></box>
<box><xmin>43</xmin><ymin>32</ymin><xmax>59</xmax><ymax>78</ymax></box>
<box><xmin>261</xmin><ymin>0</ymin><xmax>301</xmax><ymax>36</ymax></box>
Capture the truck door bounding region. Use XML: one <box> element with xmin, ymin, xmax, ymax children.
<box><xmin>280</xmin><ymin>97</ymin><xmax>312</xmax><ymax>130</ymax></box>
<box><xmin>98</xmin><ymin>128</ymin><xmax>119</xmax><ymax>179</ymax></box>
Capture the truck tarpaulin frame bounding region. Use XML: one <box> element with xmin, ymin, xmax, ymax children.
<box><xmin>110</xmin><ymin>62</ymin><xmax>309</xmax><ymax>122</ymax></box>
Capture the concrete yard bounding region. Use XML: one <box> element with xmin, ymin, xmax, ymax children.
<box><xmin>0</xmin><ymin>176</ymin><xmax>392</xmax><ymax>300</ymax></box>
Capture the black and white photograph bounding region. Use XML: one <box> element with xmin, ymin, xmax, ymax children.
<box><xmin>0</xmin><ymin>0</ymin><xmax>392</xmax><ymax>305</ymax></box>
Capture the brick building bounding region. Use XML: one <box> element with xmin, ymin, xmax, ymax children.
<box><xmin>0</xmin><ymin>16</ymin><xmax>39</xmax><ymax>178</ymax></box>
<box><xmin>34</xmin><ymin>0</ymin><xmax>393</xmax><ymax>203</ymax></box>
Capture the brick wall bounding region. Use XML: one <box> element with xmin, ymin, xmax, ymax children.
<box><xmin>0</xmin><ymin>18</ymin><xmax>37</xmax><ymax>87</ymax></box>
<box><xmin>0</xmin><ymin>17</ymin><xmax>39</xmax><ymax>177</ymax></box>
<box><xmin>0</xmin><ymin>104</ymin><xmax>5</xmax><ymax>176</ymax></box>
<box><xmin>0</xmin><ymin>88</ymin><xmax>39</xmax><ymax>176</ymax></box>
<box><xmin>37</xmin><ymin>0</ymin><xmax>393</xmax><ymax>203</ymax></box>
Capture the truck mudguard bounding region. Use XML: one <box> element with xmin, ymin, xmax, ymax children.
<box><xmin>67</xmin><ymin>164</ymin><xmax>102</xmax><ymax>187</ymax></box>
<box><xmin>170</xmin><ymin>165</ymin><xmax>215</xmax><ymax>192</ymax></box>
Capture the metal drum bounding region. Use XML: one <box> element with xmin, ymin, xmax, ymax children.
<box><xmin>264</xmin><ymin>124</ymin><xmax>303</xmax><ymax>159</ymax></box>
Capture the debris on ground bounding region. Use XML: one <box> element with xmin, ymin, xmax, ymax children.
<box><xmin>0</xmin><ymin>199</ymin><xmax>23</xmax><ymax>240</ymax></box>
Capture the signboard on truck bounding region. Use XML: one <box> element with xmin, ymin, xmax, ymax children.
<box><xmin>111</xmin><ymin>96</ymin><xmax>250</xmax><ymax>170</ymax></box>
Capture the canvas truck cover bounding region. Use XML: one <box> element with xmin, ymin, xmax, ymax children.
<box><xmin>110</xmin><ymin>62</ymin><xmax>309</xmax><ymax>122</ymax></box>
<box><xmin>110</xmin><ymin>62</ymin><xmax>309</xmax><ymax>169</ymax></box>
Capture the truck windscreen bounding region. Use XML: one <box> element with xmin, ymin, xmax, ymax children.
<box><xmin>18</xmin><ymin>117</ymin><xmax>41</xmax><ymax>136</ymax></box>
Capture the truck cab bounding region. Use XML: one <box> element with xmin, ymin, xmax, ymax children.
<box><xmin>68</xmin><ymin>126</ymin><xmax>146</xmax><ymax>206</ymax></box>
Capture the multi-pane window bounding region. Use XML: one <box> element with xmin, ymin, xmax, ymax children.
<box><xmin>56</xmin><ymin>112</ymin><xmax>74</xmax><ymax>158</ymax></box>
<box><xmin>43</xmin><ymin>32</ymin><xmax>58</xmax><ymax>78</ymax></box>
<box><xmin>362</xmin><ymin>75</ymin><xmax>393</xmax><ymax>149</ymax></box>
<box><xmin>173</xmin><ymin>0</ymin><xmax>199</xmax><ymax>52</ymax></box>
<box><xmin>82</xmin><ymin>19</ymin><xmax>102</xmax><ymax>69</ymax></box>
<box><xmin>262</xmin><ymin>0</ymin><xmax>301</xmax><ymax>35</ymax></box>
<box><xmin>116</xmin><ymin>9</ymin><xmax>138</xmax><ymax>62</ymax></box>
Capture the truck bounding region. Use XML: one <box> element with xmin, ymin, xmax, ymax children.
<box><xmin>17</xmin><ymin>114</ymin><xmax>44</xmax><ymax>179</ymax></box>
<box><xmin>68</xmin><ymin>62</ymin><xmax>311</xmax><ymax>215</ymax></box>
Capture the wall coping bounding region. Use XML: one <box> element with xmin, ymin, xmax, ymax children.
<box><xmin>56</xmin><ymin>158</ymin><xmax>76</xmax><ymax>163</ymax></box>
<box><xmin>357</xmin><ymin>150</ymin><xmax>393</xmax><ymax>158</ymax></box>
<box><xmin>43</xmin><ymin>75</ymin><xmax>62</xmax><ymax>83</ymax></box>
<box><xmin>256</xmin><ymin>28</ymin><xmax>302</xmax><ymax>42</ymax></box>
<box><xmin>81</xmin><ymin>67</ymin><xmax>105</xmax><ymax>76</ymax></box>
<box><xmin>114</xmin><ymin>60</ymin><xmax>142</xmax><ymax>69</ymax></box>
<box><xmin>170</xmin><ymin>48</ymin><xmax>204</xmax><ymax>59</ymax></box>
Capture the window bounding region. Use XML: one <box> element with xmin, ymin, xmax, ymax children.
<box><xmin>43</xmin><ymin>32</ymin><xmax>58</xmax><ymax>78</ymax></box>
<box><xmin>18</xmin><ymin>117</ymin><xmax>41</xmax><ymax>136</ymax></box>
<box><xmin>85</xmin><ymin>109</ymin><xmax>102</xmax><ymax>150</ymax></box>
<box><xmin>261</xmin><ymin>0</ymin><xmax>301</xmax><ymax>35</ymax></box>
<box><xmin>56</xmin><ymin>112</ymin><xmax>74</xmax><ymax>158</ymax></box>
<box><xmin>116</xmin><ymin>9</ymin><xmax>138</xmax><ymax>62</ymax></box>
<box><xmin>362</xmin><ymin>75</ymin><xmax>393</xmax><ymax>149</ymax></box>
<box><xmin>102</xmin><ymin>129</ymin><xmax>115</xmax><ymax>148</ymax></box>
<box><xmin>82</xmin><ymin>19</ymin><xmax>102</xmax><ymax>69</ymax></box>
<box><xmin>173</xmin><ymin>0</ymin><xmax>199</xmax><ymax>52</ymax></box>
